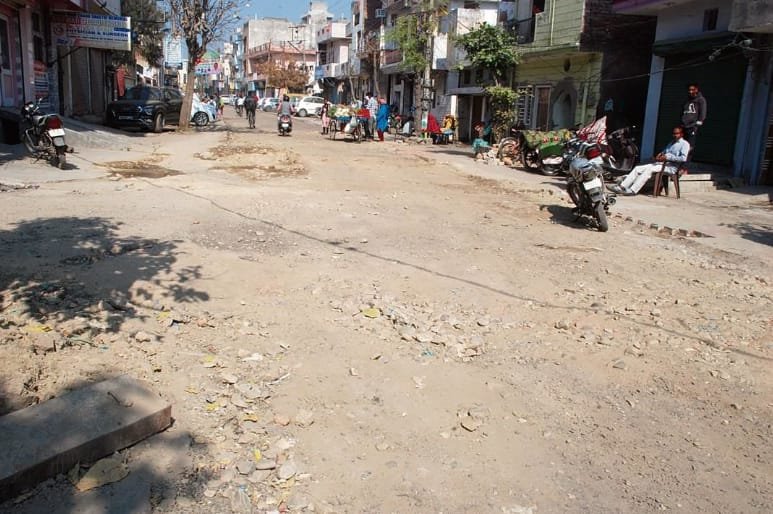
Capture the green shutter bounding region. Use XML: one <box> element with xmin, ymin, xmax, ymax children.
<box><xmin>655</xmin><ymin>51</ymin><xmax>746</xmax><ymax>166</ymax></box>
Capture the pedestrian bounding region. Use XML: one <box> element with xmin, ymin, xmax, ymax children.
<box><xmin>320</xmin><ymin>99</ymin><xmax>331</xmax><ymax>135</ymax></box>
<box><xmin>376</xmin><ymin>97</ymin><xmax>389</xmax><ymax>142</ymax></box>
<box><xmin>681</xmin><ymin>83</ymin><xmax>706</xmax><ymax>158</ymax></box>
<box><xmin>608</xmin><ymin>125</ymin><xmax>690</xmax><ymax>196</ymax></box>
<box><xmin>366</xmin><ymin>92</ymin><xmax>378</xmax><ymax>141</ymax></box>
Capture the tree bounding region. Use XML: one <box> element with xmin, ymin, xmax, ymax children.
<box><xmin>117</xmin><ymin>0</ymin><xmax>166</xmax><ymax>66</ymax></box>
<box><xmin>168</xmin><ymin>0</ymin><xmax>242</xmax><ymax>130</ymax></box>
<box><xmin>256</xmin><ymin>62</ymin><xmax>308</xmax><ymax>93</ymax></box>
<box><xmin>385</xmin><ymin>1</ymin><xmax>447</xmax><ymax>135</ymax></box>
<box><xmin>456</xmin><ymin>23</ymin><xmax>520</xmax><ymax>141</ymax></box>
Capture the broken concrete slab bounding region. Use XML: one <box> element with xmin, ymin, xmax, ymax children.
<box><xmin>0</xmin><ymin>375</ymin><xmax>171</xmax><ymax>502</ymax></box>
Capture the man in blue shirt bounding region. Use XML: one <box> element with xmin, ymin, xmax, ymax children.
<box><xmin>609</xmin><ymin>126</ymin><xmax>690</xmax><ymax>195</ymax></box>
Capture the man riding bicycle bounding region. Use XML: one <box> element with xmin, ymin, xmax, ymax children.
<box><xmin>244</xmin><ymin>93</ymin><xmax>258</xmax><ymax>128</ymax></box>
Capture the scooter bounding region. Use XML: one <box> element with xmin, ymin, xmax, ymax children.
<box><xmin>21</xmin><ymin>98</ymin><xmax>70</xmax><ymax>169</ymax></box>
<box><xmin>598</xmin><ymin>126</ymin><xmax>639</xmax><ymax>180</ymax></box>
<box><xmin>278</xmin><ymin>114</ymin><xmax>292</xmax><ymax>136</ymax></box>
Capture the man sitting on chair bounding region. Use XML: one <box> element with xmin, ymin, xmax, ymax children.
<box><xmin>608</xmin><ymin>126</ymin><xmax>690</xmax><ymax>196</ymax></box>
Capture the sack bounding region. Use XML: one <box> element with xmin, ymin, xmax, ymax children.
<box><xmin>344</xmin><ymin>121</ymin><xmax>356</xmax><ymax>134</ymax></box>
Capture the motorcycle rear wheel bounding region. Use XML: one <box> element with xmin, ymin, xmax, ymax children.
<box><xmin>594</xmin><ymin>202</ymin><xmax>609</xmax><ymax>232</ymax></box>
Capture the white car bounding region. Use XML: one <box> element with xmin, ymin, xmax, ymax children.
<box><xmin>295</xmin><ymin>96</ymin><xmax>324</xmax><ymax>117</ymax></box>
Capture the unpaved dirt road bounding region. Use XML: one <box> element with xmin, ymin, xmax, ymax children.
<box><xmin>1</xmin><ymin>109</ymin><xmax>771</xmax><ymax>514</ymax></box>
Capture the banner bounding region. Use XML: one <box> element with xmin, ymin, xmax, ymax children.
<box><xmin>51</xmin><ymin>12</ymin><xmax>131</xmax><ymax>51</ymax></box>
<box><xmin>165</xmin><ymin>36</ymin><xmax>182</xmax><ymax>66</ymax></box>
<box><xmin>195</xmin><ymin>62</ymin><xmax>220</xmax><ymax>75</ymax></box>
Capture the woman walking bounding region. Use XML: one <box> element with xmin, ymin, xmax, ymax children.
<box><xmin>320</xmin><ymin>99</ymin><xmax>331</xmax><ymax>135</ymax></box>
<box><xmin>376</xmin><ymin>97</ymin><xmax>389</xmax><ymax>141</ymax></box>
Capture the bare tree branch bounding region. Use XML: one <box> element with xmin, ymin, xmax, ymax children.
<box><xmin>168</xmin><ymin>0</ymin><xmax>243</xmax><ymax>130</ymax></box>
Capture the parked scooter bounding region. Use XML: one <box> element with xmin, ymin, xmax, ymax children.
<box><xmin>598</xmin><ymin>126</ymin><xmax>639</xmax><ymax>180</ymax></box>
<box><xmin>20</xmin><ymin>98</ymin><xmax>70</xmax><ymax>169</ymax></box>
<box><xmin>278</xmin><ymin>114</ymin><xmax>292</xmax><ymax>136</ymax></box>
<box><xmin>565</xmin><ymin>140</ymin><xmax>615</xmax><ymax>232</ymax></box>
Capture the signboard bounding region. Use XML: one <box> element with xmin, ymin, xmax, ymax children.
<box><xmin>51</xmin><ymin>12</ymin><xmax>131</xmax><ymax>51</ymax></box>
<box><xmin>165</xmin><ymin>36</ymin><xmax>182</xmax><ymax>66</ymax></box>
<box><xmin>195</xmin><ymin>62</ymin><xmax>220</xmax><ymax>75</ymax></box>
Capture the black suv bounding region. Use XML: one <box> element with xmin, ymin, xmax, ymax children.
<box><xmin>105</xmin><ymin>85</ymin><xmax>183</xmax><ymax>132</ymax></box>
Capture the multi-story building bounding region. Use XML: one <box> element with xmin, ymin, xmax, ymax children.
<box><xmin>315</xmin><ymin>20</ymin><xmax>350</xmax><ymax>103</ymax></box>
<box><xmin>615</xmin><ymin>0</ymin><xmax>773</xmax><ymax>185</ymax></box>
<box><xmin>506</xmin><ymin>0</ymin><xmax>655</xmax><ymax>137</ymax></box>
<box><xmin>0</xmin><ymin>0</ymin><xmax>125</xmax><ymax>140</ymax></box>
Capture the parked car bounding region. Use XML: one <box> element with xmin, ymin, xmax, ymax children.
<box><xmin>191</xmin><ymin>93</ymin><xmax>217</xmax><ymax>127</ymax></box>
<box><xmin>105</xmin><ymin>85</ymin><xmax>183</xmax><ymax>132</ymax></box>
<box><xmin>262</xmin><ymin>98</ymin><xmax>280</xmax><ymax>111</ymax></box>
<box><xmin>220</xmin><ymin>94</ymin><xmax>235</xmax><ymax>105</ymax></box>
<box><xmin>257</xmin><ymin>97</ymin><xmax>271</xmax><ymax>109</ymax></box>
<box><xmin>295</xmin><ymin>96</ymin><xmax>324</xmax><ymax>117</ymax></box>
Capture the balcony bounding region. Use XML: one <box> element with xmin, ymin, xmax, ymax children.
<box><xmin>613</xmin><ymin>0</ymin><xmax>695</xmax><ymax>15</ymax></box>
<box><xmin>315</xmin><ymin>63</ymin><xmax>340</xmax><ymax>79</ymax></box>
<box><xmin>317</xmin><ymin>22</ymin><xmax>349</xmax><ymax>44</ymax></box>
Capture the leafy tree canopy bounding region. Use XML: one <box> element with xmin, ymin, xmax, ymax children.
<box><xmin>456</xmin><ymin>23</ymin><xmax>519</xmax><ymax>86</ymax></box>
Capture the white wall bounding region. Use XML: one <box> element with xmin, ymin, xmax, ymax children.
<box><xmin>654</xmin><ymin>0</ymin><xmax>731</xmax><ymax>40</ymax></box>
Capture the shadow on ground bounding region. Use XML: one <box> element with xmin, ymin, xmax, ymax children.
<box><xmin>0</xmin><ymin>216</ymin><xmax>208</xmax><ymax>341</ymax></box>
<box><xmin>722</xmin><ymin>221</ymin><xmax>773</xmax><ymax>246</ymax></box>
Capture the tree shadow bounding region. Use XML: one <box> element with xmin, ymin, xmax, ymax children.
<box><xmin>0</xmin><ymin>216</ymin><xmax>209</xmax><ymax>341</ymax></box>
<box><xmin>0</xmin><ymin>373</ymin><xmax>214</xmax><ymax>513</ymax></box>
<box><xmin>720</xmin><ymin>221</ymin><xmax>773</xmax><ymax>246</ymax></box>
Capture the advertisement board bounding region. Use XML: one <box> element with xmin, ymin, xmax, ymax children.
<box><xmin>51</xmin><ymin>12</ymin><xmax>131</xmax><ymax>51</ymax></box>
<box><xmin>165</xmin><ymin>36</ymin><xmax>182</xmax><ymax>67</ymax></box>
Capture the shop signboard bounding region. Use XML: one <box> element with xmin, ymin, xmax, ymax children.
<box><xmin>51</xmin><ymin>12</ymin><xmax>131</xmax><ymax>51</ymax></box>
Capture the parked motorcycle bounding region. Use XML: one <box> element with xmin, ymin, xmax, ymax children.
<box><xmin>21</xmin><ymin>98</ymin><xmax>69</xmax><ymax>169</ymax></box>
<box><xmin>565</xmin><ymin>140</ymin><xmax>615</xmax><ymax>232</ymax></box>
<box><xmin>278</xmin><ymin>114</ymin><xmax>292</xmax><ymax>136</ymax></box>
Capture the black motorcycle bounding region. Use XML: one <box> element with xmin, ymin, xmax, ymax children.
<box><xmin>565</xmin><ymin>140</ymin><xmax>615</xmax><ymax>232</ymax></box>
<box><xmin>21</xmin><ymin>99</ymin><xmax>69</xmax><ymax>169</ymax></box>
<box><xmin>278</xmin><ymin>114</ymin><xmax>292</xmax><ymax>136</ymax></box>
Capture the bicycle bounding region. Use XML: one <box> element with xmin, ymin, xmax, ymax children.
<box><xmin>246</xmin><ymin>109</ymin><xmax>255</xmax><ymax>129</ymax></box>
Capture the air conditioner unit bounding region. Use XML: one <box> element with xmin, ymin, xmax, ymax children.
<box><xmin>375</xmin><ymin>8</ymin><xmax>386</xmax><ymax>18</ymax></box>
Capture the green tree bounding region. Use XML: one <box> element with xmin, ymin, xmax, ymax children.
<box><xmin>456</xmin><ymin>23</ymin><xmax>520</xmax><ymax>141</ymax></box>
<box><xmin>117</xmin><ymin>0</ymin><xmax>166</xmax><ymax>66</ymax></box>
<box><xmin>168</xmin><ymin>0</ymin><xmax>242</xmax><ymax>130</ymax></box>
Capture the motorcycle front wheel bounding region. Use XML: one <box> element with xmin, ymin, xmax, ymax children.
<box><xmin>522</xmin><ymin>149</ymin><xmax>541</xmax><ymax>171</ymax></box>
<box><xmin>594</xmin><ymin>202</ymin><xmax>609</xmax><ymax>232</ymax></box>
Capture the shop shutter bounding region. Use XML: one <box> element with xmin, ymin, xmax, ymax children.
<box><xmin>655</xmin><ymin>51</ymin><xmax>747</xmax><ymax>166</ymax></box>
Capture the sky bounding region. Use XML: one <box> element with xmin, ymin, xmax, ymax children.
<box><xmin>240</xmin><ymin>0</ymin><xmax>350</xmax><ymax>24</ymax></box>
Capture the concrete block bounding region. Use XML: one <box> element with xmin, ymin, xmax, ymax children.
<box><xmin>0</xmin><ymin>375</ymin><xmax>171</xmax><ymax>501</ymax></box>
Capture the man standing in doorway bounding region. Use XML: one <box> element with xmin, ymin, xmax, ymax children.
<box><xmin>681</xmin><ymin>83</ymin><xmax>707</xmax><ymax>158</ymax></box>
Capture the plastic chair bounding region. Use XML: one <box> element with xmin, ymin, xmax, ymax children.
<box><xmin>652</xmin><ymin>161</ymin><xmax>687</xmax><ymax>199</ymax></box>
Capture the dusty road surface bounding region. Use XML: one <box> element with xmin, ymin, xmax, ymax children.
<box><xmin>1</xmin><ymin>109</ymin><xmax>771</xmax><ymax>514</ymax></box>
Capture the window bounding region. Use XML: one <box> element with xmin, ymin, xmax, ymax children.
<box><xmin>703</xmin><ymin>8</ymin><xmax>718</xmax><ymax>32</ymax></box>
<box><xmin>515</xmin><ymin>86</ymin><xmax>534</xmax><ymax>127</ymax></box>
<box><xmin>533</xmin><ymin>0</ymin><xmax>546</xmax><ymax>15</ymax></box>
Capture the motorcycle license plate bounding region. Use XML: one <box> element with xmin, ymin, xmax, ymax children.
<box><xmin>48</xmin><ymin>128</ymin><xmax>65</xmax><ymax>137</ymax></box>
<box><xmin>583</xmin><ymin>177</ymin><xmax>602</xmax><ymax>191</ymax></box>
